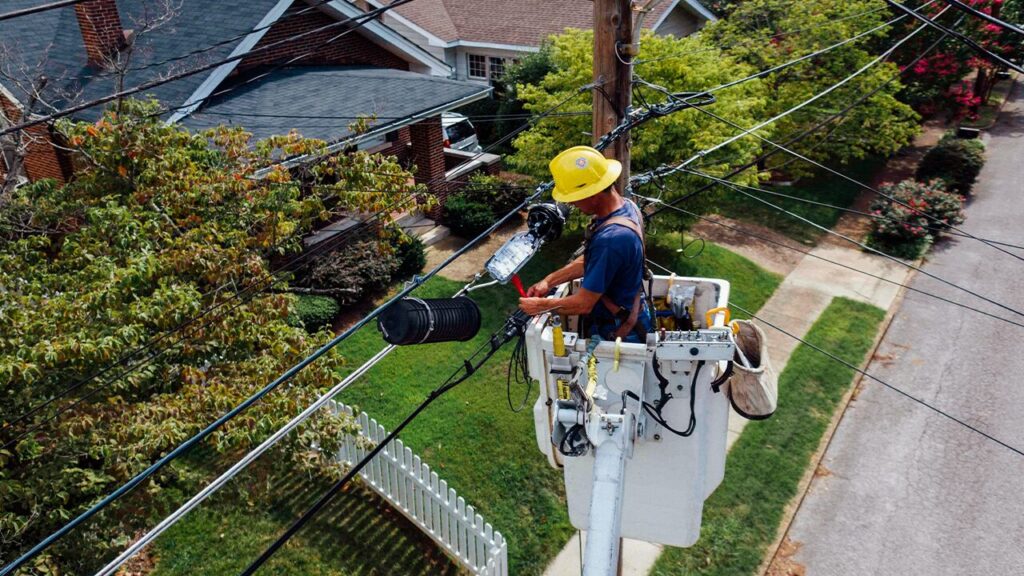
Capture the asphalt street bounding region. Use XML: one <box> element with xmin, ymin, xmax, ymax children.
<box><xmin>786</xmin><ymin>84</ymin><xmax>1024</xmax><ymax>575</ymax></box>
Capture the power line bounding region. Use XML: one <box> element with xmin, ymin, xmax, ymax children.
<box><xmin>642</xmin><ymin>12</ymin><xmax>957</xmax><ymax>218</ymax></box>
<box><xmin>0</xmin><ymin>0</ymin><xmax>415</xmax><ymax>138</ymax></box>
<box><xmin>938</xmin><ymin>0</ymin><xmax>1024</xmax><ymax>37</ymax></box>
<box><xmin>665</xmin><ymin>7</ymin><xmax>948</xmax><ymax>174</ymax></box>
<box><xmin>882</xmin><ymin>0</ymin><xmax>1024</xmax><ymax>73</ymax></box>
<box><xmin>671</xmin><ymin>257</ymin><xmax>1024</xmax><ymax>459</ymax></box>
<box><xmin>0</xmin><ymin>178</ymin><xmax>540</xmax><ymax>576</ymax></box>
<box><xmin>0</xmin><ymin>0</ymin><xmax>85</xmax><ymax>22</ymax></box>
<box><xmin>635</xmin><ymin>193</ymin><xmax>1024</xmax><ymax>331</ymax></box>
<box><xmin>685</xmin><ymin>167</ymin><xmax>1024</xmax><ymax>321</ymax></box>
<box><xmin>633</xmin><ymin>2</ymin><xmax>891</xmax><ymax>65</ymax></box>
<box><xmin>240</xmin><ymin>310</ymin><xmax>530</xmax><ymax>575</ymax></box>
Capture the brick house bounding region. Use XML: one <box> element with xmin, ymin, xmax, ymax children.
<box><xmin>0</xmin><ymin>0</ymin><xmax>495</xmax><ymax>206</ymax></box>
<box><xmin>365</xmin><ymin>0</ymin><xmax>717</xmax><ymax>85</ymax></box>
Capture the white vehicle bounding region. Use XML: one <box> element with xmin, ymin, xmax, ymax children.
<box><xmin>441</xmin><ymin>112</ymin><xmax>483</xmax><ymax>153</ymax></box>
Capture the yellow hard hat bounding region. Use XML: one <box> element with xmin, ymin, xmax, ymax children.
<box><xmin>549</xmin><ymin>146</ymin><xmax>622</xmax><ymax>203</ymax></box>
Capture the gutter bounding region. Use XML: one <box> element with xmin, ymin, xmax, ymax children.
<box><xmin>253</xmin><ymin>85</ymin><xmax>491</xmax><ymax>177</ymax></box>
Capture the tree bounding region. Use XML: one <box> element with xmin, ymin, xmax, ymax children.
<box><xmin>0</xmin><ymin>100</ymin><xmax>421</xmax><ymax>573</ymax></box>
<box><xmin>709</xmin><ymin>0</ymin><xmax>921</xmax><ymax>177</ymax></box>
<box><xmin>507</xmin><ymin>28</ymin><xmax>769</xmax><ymax>217</ymax></box>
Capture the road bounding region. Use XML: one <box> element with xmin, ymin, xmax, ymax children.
<box><xmin>784</xmin><ymin>84</ymin><xmax>1024</xmax><ymax>575</ymax></box>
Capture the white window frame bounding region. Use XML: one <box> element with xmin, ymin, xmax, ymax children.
<box><xmin>467</xmin><ymin>54</ymin><xmax>487</xmax><ymax>79</ymax></box>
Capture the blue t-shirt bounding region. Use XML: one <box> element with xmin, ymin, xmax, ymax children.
<box><xmin>582</xmin><ymin>201</ymin><xmax>647</xmax><ymax>327</ymax></box>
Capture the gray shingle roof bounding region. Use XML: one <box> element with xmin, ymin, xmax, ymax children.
<box><xmin>181</xmin><ymin>66</ymin><xmax>490</xmax><ymax>142</ymax></box>
<box><xmin>0</xmin><ymin>0</ymin><xmax>280</xmax><ymax>120</ymax></box>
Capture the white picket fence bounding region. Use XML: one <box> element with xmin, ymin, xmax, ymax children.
<box><xmin>329</xmin><ymin>401</ymin><xmax>509</xmax><ymax>575</ymax></box>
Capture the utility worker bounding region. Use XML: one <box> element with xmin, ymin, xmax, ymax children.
<box><xmin>519</xmin><ymin>146</ymin><xmax>652</xmax><ymax>342</ymax></box>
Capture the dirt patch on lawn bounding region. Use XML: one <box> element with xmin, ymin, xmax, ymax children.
<box><xmin>423</xmin><ymin>217</ymin><xmax>528</xmax><ymax>281</ymax></box>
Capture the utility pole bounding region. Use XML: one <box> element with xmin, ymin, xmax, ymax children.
<box><xmin>593</xmin><ymin>0</ymin><xmax>634</xmax><ymax>193</ymax></box>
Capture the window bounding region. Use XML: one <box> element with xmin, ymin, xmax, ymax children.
<box><xmin>488</xmin><ymin>57</ymin><xmax>506</xmax><ymax>81</ymax></box>
<box><xmin>468</xmin><ymin>54</ymin><xmax>487</xmax><ymax>79</ymax></box>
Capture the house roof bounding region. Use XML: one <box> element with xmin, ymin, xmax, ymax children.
<box><xmin>384</xmin><ymin>0</ymin><xmax>715</xmax><ymax>48</ymax></box>
<box><xmin>179</xmin><ymin>66</ymin><xmax>490</xmax><ymax>143</ymax></box>
<box><xmin>0</xmin><ymin>0</ymin><xmax>282</xmax><ymax>120</ymax></box>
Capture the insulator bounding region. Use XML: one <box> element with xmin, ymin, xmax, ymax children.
<box><xmin>377</xmin><ymin>297</ymin><xmax>481</xmax><ymax>345</ymax></box>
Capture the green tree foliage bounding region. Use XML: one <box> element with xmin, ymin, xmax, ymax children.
<box><xmin>916</xmin><ymin>133</ymin><xmax>986</xmax><ymax>195</ymax></box>
<box><xmin>0</xmin><ymin>100</ymin><xmax>421</xmax><ymax>572</ymax></box>
<box><xmin>507</xmin><ymin>28</ymin><xmax>769</xmax><ymax>215</ymax></box>
<box><xmin>709</xmin><ymin>0</ymin><xmax>920</xmax><ymax>177</ymax></box>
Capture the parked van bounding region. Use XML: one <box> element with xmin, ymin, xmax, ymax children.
<box><xmin>442</xmin><ymin>112</ymin><xmax>483</xmax><ymax>153</ymax></box>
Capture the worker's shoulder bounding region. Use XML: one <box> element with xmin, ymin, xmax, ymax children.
<box><xmin>590</xmin><ymin>221</ymin><xmax>643</xmax><ymax>250</ymax></box>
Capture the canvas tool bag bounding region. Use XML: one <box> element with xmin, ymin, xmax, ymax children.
<box><xmin>727</xmin><ymin>319</ymin><xmax>778</xmax><ymax>420</ymax></box>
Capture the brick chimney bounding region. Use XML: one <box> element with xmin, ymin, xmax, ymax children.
<box><xmin>74</xmin><ymin>0</ymin><xmax>126</xmax><ymax>68</ymax></box>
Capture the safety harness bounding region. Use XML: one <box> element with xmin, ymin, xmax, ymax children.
<box><xmin>583</xmin><ymin>199</ymin><xmax>652</xmax><ymax>340</ymax></box>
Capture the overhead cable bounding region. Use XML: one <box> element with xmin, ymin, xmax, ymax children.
<box><xmin>239</xmin><ymin>311</ymin><xmax>531</xmax><ymax>575</ymax></box>
<box><xmin>660</xmin><ymin>258</ymin><xmax>1024</xmax><ymax>460</ymax></box>
<box><xmin>0</xmin><ymin>0</ymin><xmax>85</xmax><ymax>22</ymax></box>
<box><xmin>0</xmin><ymin>0</ymin><xmax>416</xmax><ymax>138</ymax></box>
<box><xmin>634</xmin><ymin>193</ymin><xmax>1024</xmax><ymax>331</ymax></box>
<box><xmin>938</xmin><ymin>0</ymin><xmax>1024</xmax><ymax>37</ymax></box>
<box><xmin>685</xmin><ymin>168</ymin><xmax>1024</xmax><ymax>321</ymax></box>
<box><xmin>881</xmin><ymin>0</ymin><xmax>1024</xmax><ymax>73</ymax></box>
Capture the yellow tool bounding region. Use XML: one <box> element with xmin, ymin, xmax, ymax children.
<box><xmin>557</xmin><ymin>378</ymin><xmax>571</xmax><ymax>400</ymax></box>
<box><xmin>613</xmin><ymin>337</ymin><xmax>622</xmax><ymax>372</ymax></box>
<box><xmin>705</xmin><ymin>306</ymin><xmax>731</xmax><ymax>329</ymax></box>
<box><xmin>551</xmin><ymin>315</ymin><xmax>566</xmax><ymax>357</ymax></box>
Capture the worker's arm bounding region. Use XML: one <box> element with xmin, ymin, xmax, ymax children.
<box><xmin>525</xmin><ymin>256</ymin><xmax>584</xmax><ymax>297</ymax></box>
<box><xmin>519</xmin><ymin>286</ymin><xmax>602</xmax><ymax>317</ymax></box>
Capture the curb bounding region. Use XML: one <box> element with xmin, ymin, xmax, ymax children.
<box><xmin>757</xmin><ymin>265</ymin><xmax>918</xmax><ymax>576</ymax></box>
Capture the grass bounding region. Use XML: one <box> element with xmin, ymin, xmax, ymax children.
<box><xmin>149</xmin><ymin>231</ymin><xmax>783</xmax><ymax>576</ymax></box>
<box><xmin>713</xmin><ymin>157</ymin><xmax>884</xmax><ymax>245</ymax></box>
<box><xmin>151</xmin><ymin>471</ymin><xmax>457</xmax><ymax>576</ymax></box>
<box><xmin>650</xmin><ymin>297</ymin><xmax>886</xmax><ymax>576</ymax></box>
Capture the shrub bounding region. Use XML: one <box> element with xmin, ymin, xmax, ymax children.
<box><xmin>460</xmin><ymin>173</ymin><xmax>530</xmax><ymax>217</ymax></box>
<box><xmin>443</xmin><ymin>194</ymin><xmax>498</xmax><ymax>238</ymax></box>
<box><xmin>916</xmin><ymin>133</ymin><xmax>986</xmax><ymax>195</ymax></box>
<box><xmin>301</xmin><ymin>238</ymin><xmax>399</xmax><ymax>304</ymax></box>
<box><xmin>868</xmin><ymin>179</ymin><xmax>964</xmax><ymax>259</ymax></box>
<box><xmin>290</xmin><ymin>295</ymin><xmax>340</xmax><ymax>331</ymax></box>
<box><xmin>394</xmin><ymin>231</ymin><xmax>426</xmax><ymax>280</ymax></box>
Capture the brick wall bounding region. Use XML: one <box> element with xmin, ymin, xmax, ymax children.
<box><xmin>239</xmin><ymin>6</ymin><xmax>410</xmax><ymax>71</ymax></box>
<box><xmin>0</xmin><ymin>91</ymin><xmax>68</xmax><ymax>184</ymax></box>
<box><xmin>74</xmin><ymin>0</ymin><xmax>124</xmax><ymax>68</ymax></box>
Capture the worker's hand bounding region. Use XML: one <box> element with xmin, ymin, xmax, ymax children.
<box><xmin>519</xmin><ymin>297</ymin><xmax>553</xmax><ymax>317</ymax></box>
<box><xmin>526</xmin><ymin>279</ymin><xmax>550</xmax><ymax>297</ymax></box>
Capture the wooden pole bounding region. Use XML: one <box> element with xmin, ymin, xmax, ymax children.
<box><xmin>593</xmin><ymin>0</ymin><xmax>634</xmax><ymax>194</ymax></box>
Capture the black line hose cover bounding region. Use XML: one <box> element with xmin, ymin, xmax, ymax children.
<box><xmin>377</xmin><ymin>297</ymin><xmax>482</xmax><ymax>345</ymax></box>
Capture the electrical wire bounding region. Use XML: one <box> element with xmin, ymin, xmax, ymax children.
<box><xmin>238</xmin><ymin>310</ymin><xmax>531</xmax><ymax>575</ymax></box>
<box><xmin>632</xmin><ymin>3</ymin><xmax>891</xmax><ymax>65</ymax></box>
<box><xmin>658</xmin><ymin>259</ymin><xmax>1024</xmax><ymax>460</ymax></box>
<box><xmin>0</xmin><ymin>0</ymin><xmax>417</xmax><ymax>138</ymax></box>
<box><xmin>643</xmin><ymin>20</ymin><xmax>956</xmax><ymax>219</ymax></box>
<box><xmin>506</xmin><ymin>328</ymin><xmax>533</xmax><ymax>412</ymax></box>
<box><xmin>675</xmin><ymin>87</ymin><xmax>1024</xmax><ymax>265</ymax></box>
<box><xmin>654</xmin><ymin>7</ymin><xmax>948</xmax><ymax>178</ymax></box>
<box><xmin>938</xmin><ymin>0</ymin><xmax>1024</xmax><ymax>37</ymax></box>
<box><xmin>634</xmin><ymin>193</ymin><xmax>1024</xmax><ymax>331</ymax></box>
<box><xmin>92</xmin><ymin>270</ymin><xmax>493</xmax><ymax>575</ymax></box>
<box><xmin>685</xmin><ymin>167</ymin><xmax>1024</xmax><ymax>321</ymax></box>
<box><xmin>882</xmin><ymin>0</ymin><xmax>1024</xmax><ymax>73</ymax></box>
<box><xmin>0</xmin><ymin>0</ymin><xmax>85</xmax><ymax>22</ymax></box>
<box><xmin>0</xmin><ymin>197</ymin><xmax>407</xmax><ymax>446</ymax></box>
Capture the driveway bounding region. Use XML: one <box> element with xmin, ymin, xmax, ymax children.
<box><xmin>783</xmin><ymin>84</ymin><xmax>1024</xmax><ymax>575</ymax></box>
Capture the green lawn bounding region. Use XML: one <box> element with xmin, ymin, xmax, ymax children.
<box><xmin>150</xmin><ymin>231</ymin><xmax>783</xmax><ymax>576</ymax></box>
<box><xmin>713</xmin><ymin>158</ymin><xmax>884</xmax><ymax>244</ymax></box>
<box><xmin>651</xmin><ymin>297</ymin><xmax>886</xmax><ymax>576</ymax></box>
